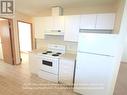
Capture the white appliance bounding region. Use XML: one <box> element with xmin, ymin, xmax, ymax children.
<box><xmin>74</xmin><ymin>33</ymin><xmax>120</xmax><ymax>95</ymax></box>
<box><xmin>45</xmin><ymin>30</ymin><xmax>64</xmax><ymax>36</ymax></box>
<box><xmin>38</xmin><ymin>44</ymin><xmax>65</xmax><ymax>82</ymax></box>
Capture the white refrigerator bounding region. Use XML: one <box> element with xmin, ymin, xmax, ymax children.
<box><xmin>74</xmin><ymin>33</ymin><xmax>121</xmax><ymax>95</ymax></box>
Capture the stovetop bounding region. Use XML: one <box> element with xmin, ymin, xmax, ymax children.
<box><xmin>37</xmin><ymin>50</ymin><xmax>64</xmax><ymax>59</ymax></box>
<box><xmin>37</xmin><ymin>44</ymin><xmax>65</xmax><ymax>58</ymax></box>
<box><xmin>42</xmin><ymin>51</ymin><xmax>62</xmax><ymax>57</ymax></box>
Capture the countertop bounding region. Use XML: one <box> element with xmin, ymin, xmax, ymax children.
<box><xmin>60</xmin><ymin>53</ymin><xmax>76</xmax><ymax>61</ymax></box>
<box><xmin>29</xmin><ymin>48</ymin><xmax>47</xmax><ymax>54</ymax></box>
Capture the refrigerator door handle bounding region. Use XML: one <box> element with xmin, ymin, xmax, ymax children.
<box><xmin>78</xmin><ymin>51</ymin><xmax>114</xmax><ymax>57</ymax></box>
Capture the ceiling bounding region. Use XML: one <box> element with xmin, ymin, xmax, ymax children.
<box><xmin>15</xmin><ymin>0</ymin><xmax>117</xmax><ymax>16</ymax></box>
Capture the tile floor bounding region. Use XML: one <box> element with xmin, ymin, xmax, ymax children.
<box><xmin>0</xmin><ymin>53</ymin><xmax>77</xmax><ymax>95</ymax></box>
<box><xmin>0</xmin><ymin>53</ymin><xmax>126</xmax><ymax>95</ymax></box>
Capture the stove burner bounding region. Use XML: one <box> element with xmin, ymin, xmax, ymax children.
<box><xmin>56</xmin><ymin>52</ymin><xmax>62</xmax><ymax>55</ymax></box>
<box><xmin>46</xmin><ymin>51</ymin><xmax>52</xmax><ymax>53</ymax></box>
<box><xmin>42</xmin><ymin>51</ymin><xmax>52</xmax><ymax>54</ymax></box>
<box><xmin>52</xmin><ymin>54</ymin><xmax>59</xmax><ymax>56</ymax></box>
<box><xmin>42</xmin><ymin>52</ymin><xmax>47</xmax><ymax>54</ymax></box>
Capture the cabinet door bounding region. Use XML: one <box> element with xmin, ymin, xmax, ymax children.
<box><xmin>53</xmin><ymin>16</ymin><xmax>64</xmax><ymax>30</ymax></box>
<box><xmin>96</xmin><ymin>13</ymin><xmax>115</xmax><ymax>30</ymax></box>
<box><xmin>59</xmin><ymin>58</ymin><xmax>75</xmax><ymax>85</ymax></box>
<box><xmin>74</xmin><ymin>52</ymin><xmax>115</xmax><ymax>95</ymax></box>
<box><xmin>29</xmin><ymin>53</ymin><xmax>40</xmax><ymax>74</ymax></box>
<box><xmin>64</xmin><ymin>15</ymin><xmax>80</xmax><ymax>42</ymax></box>
<box><xmin>43</xmin><ymin>17</ymin><xmax>53</xmax><ymax>31</ymax></box>
<box><xmin>80</xmin><ymin>14</ymin><xmax>96</xmax><ymax>29</ymax></box>
<box><xmin>33</xmin><ymin>17</ymin><xmax>45</xmax><ymax>39</ymax></box>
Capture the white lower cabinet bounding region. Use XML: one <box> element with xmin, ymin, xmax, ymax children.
<box><xmin>29</xmin><ymin>53</ymin><xmax>41</xmax><ymax>74</ymax></box>
<box><xmin>59</xmin><ymin>58</ymin><xmax>76</xmax><ymax>86</ymax></box>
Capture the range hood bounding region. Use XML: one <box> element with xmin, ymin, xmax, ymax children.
<box><xmin>45</xmin><ymin>30</ymin><xmax>64</xmax><ymax>36</ymax></box>
<box><xmin>44</xmin><ymin>6</ymin><xmax>64</xmax><ymax>36</ymax></box>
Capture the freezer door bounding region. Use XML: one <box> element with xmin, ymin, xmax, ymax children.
<box><xmin>78</xmin><ymin>33</ymin><xmax>120</xmax><ymax>56</ymax></box>
<box><xmin>74</xmin><ymin>52</ymin><xmax>115</xmax><ymax>95</ymax></box>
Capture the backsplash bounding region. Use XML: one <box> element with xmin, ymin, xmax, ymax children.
<box><xmin>35</xmin><ymin>35</ymin><xmax>78</xmax><ymax>54</ymax></box>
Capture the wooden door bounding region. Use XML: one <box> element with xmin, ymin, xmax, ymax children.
<box><xmin>0</xmin><ymin>19</ymin><xmax>13</xmax><ymax>64</ymax></box>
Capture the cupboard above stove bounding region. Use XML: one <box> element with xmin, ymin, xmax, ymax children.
<box><xmin>34</xmin><ymin>13</ymin><xmax>115</xmax><ymax>42</ymax></box>
<box><xmin>34</xmin><ymin>16</ymin><xmax>64</xmax><ymax>38</ymax></box>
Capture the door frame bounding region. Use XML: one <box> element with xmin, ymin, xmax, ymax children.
<box><xmin>17</xmin><ymin>20</ymin><xmax>33</xmax><ymax>63</ymax></box>
<box><xmin>0</xmin><ymin>17</ymin><xmax>16</xmax><ymax>65</ymax></box>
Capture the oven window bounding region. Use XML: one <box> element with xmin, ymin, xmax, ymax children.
<box><xmin>42</xmin><ymin>60</ymin><xmax>52</xmax><ymax>67</ymax></box>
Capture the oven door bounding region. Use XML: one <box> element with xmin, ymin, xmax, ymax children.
<box><xmin>40</xmin><ymin>56</ymin><xmax>59</xmax><ymax>75</ymax></box>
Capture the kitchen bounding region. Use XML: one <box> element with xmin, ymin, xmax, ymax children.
<box><xmin>29</xmin><ymin>7</ymin><xmax>117</xmax><ymax>95</ymax></box>
<box><xmin>0</xmin><ymin>0</ymin><xmax>127</xmax><ymax>95</ymax></box>
<box><xmin>29</xmin><ymin>2</ymin><xmax>124</xmax><ymax>95</ymax></box>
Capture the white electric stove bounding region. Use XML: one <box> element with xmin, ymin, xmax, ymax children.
<box><xmin>38</xmin><ymin>44</ymin><xmax>66</xmax><ymax>82</ymax></box>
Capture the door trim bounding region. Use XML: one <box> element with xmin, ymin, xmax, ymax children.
<box><xmin>17</xmin><ymin>20</ymin><xmax>33</xmax><ymax>63</ymax></box>
<box><xmin>0</xmin><ymin>17</ymin><xmax>16</xmax><ymax>65</ymax></box>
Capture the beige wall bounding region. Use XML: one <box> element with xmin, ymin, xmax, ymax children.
<box><xmin>112</xmin><ymin>0</ymin><xmax>127</xmax><ymax>62</ymax></box>
<box><xmin>64</xmin><ymin>4</ymin><xmax>117</xmax><ymax>15</ymax></box>
<box><xmin>36</xmin><ymin>3</ymin><xmax>117</xmax><ymax>16</ymax></box>
<box><xmin>13</xmin><ymin>12</ymin><xmax>33</xmax><ymax>64</ymax></box>
<box><xmin>122</xmin><ymin>37</ymin><xmax>127</xmax><ymax>62</ymax></box>
<box><xmin>118</xmin><ymin>0</ymin><xmax>127</xmax><ymax>62</ymax></box>
<box><xmin>114</xmin><ymin>0</ymin><xmax>125</xmax><ymax>33</ymax></box>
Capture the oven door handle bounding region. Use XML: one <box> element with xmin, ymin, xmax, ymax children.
<box><xmin>42</xmin><ymin>60</ymin><xmax>53</xmax><ymax>67</ymax></box>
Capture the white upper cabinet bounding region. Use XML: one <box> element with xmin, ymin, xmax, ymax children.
<box><xmin>79</xmin><ymin>13</ymin><xmax>115</xmax><ymax>30</ymax></box>
<box><xmin>43</xmin><ymin>16</ymin><xmax>64</xmax><ymax>31</ymax></box>
<box><xmin>53</xmin><ymin>16</ymin><xmax>64</xmax><ymax>30</ymax></box>
<box><xmin>64</xmin><ymin>15</ymin><xmax>80</xmax><ymax>42</ymax></box>
<box><xmin>43</xmin><ymin>16</ymin><xmax>64</xmax><ymax>35</ymax></box>
<box><xmin>43</xmin><ymin>17</ymin><xmax>53</xmax><ymax>31</ymax></box>
<box><xmin>33</xmin><ymin>17</ymin><xmax>45</xmax><ymax>39</ymax></box>
<box><xmin>34</xmin><ymin>13</ymin><xmax>115</xmax><ymax>39</ymax></box>
<box><xmin>96</xmin><ymin>13</ymin><xmax>115</xmax><ymax>30</ymax></box>
<box><xmin>80</xmin><ymin>14</ymin><xmax>96</xmax><ymax>29</ymax></box>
